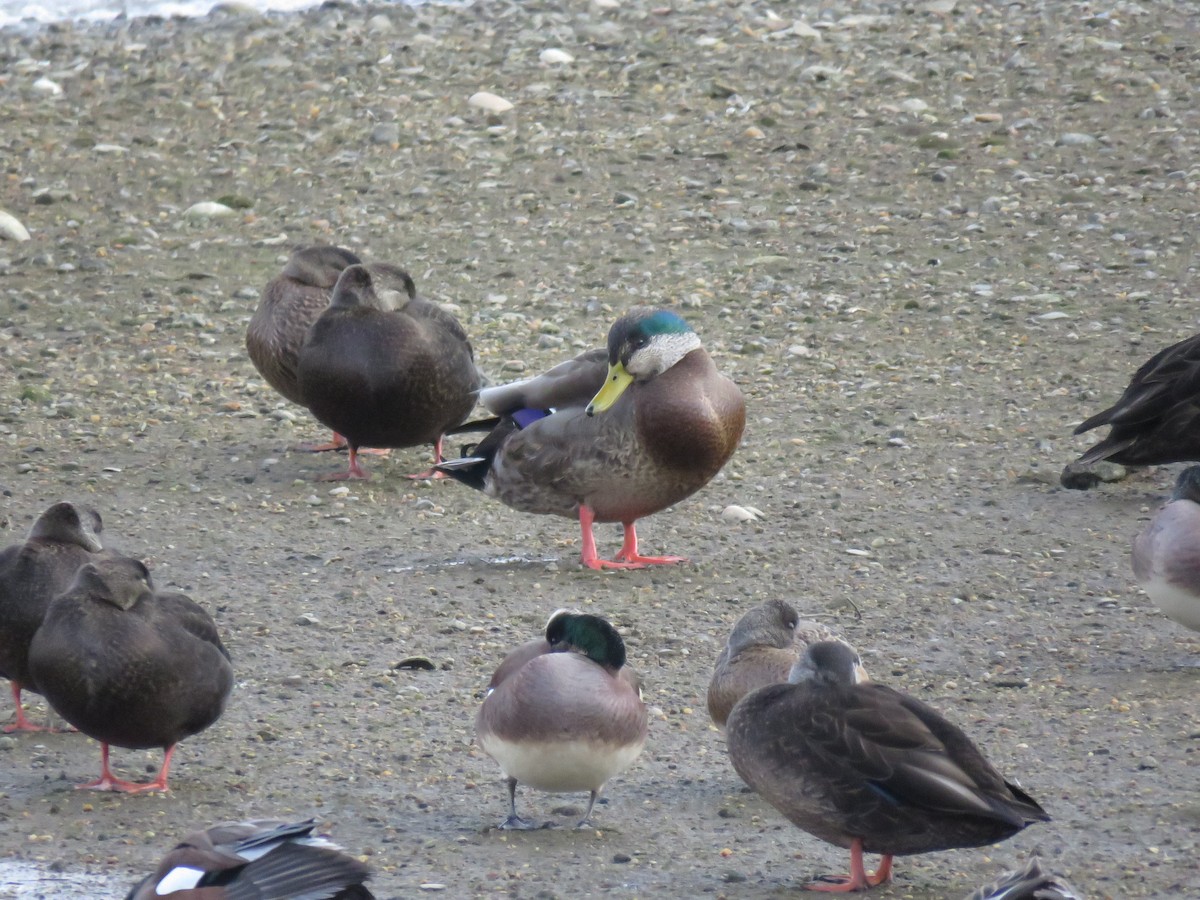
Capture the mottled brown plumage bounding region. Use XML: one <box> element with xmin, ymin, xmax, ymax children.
<box><xmin>727</xmin><ymin>641</ymin><xmax>1049</xmax><ymax>892</ymax></box>
<box><xmin>0</xmin><ymin>501</ymin><xmax>105</xmax><ymax>732</ymax></box>
<box><xmin>127</xmin><ymin>819</ymin><xmax>374</xmax><ymax>900</ymax></box>
<box><xmin>246</xmin><ymin>244</ymin><xmax>363</xmax><ymax>408</ymax></box>
<box><xmin>28</xmin><ymin>556</ymin><xmax>233</xmax><ymax>792</ymax></box>
<box><xmin>1073</xmin><ymin>330</ymin><xmax>1200</xmax><ymax>466</ymax></box>
<box><xmin>297</xmin><ymin>264</ymin><xmax>482</xmax><ymax>480</ymax></box>
<box><xmin>439</xmin><ymin>308</ymin><xmax>744</xmax><ymax>568</ymax></box>
<box><xmin>707</xmin><ymin>599</ymin><xmax>853</xmax><ymax>729</ymax></box>
<box><xmin>476</xmin><ymin>610</ymin><xmax>648</xmax><ymax>829</ymax></box>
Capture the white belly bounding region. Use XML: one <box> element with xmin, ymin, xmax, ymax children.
<box><xmin>480</xmin><ymin>734</ymin><xmax>645</xmax><ymax>793</ymax></box>
<box><xmin>1141</xmin><ymin>577</ymin><xmax>1200</xmax><ymax>632</ymax></box>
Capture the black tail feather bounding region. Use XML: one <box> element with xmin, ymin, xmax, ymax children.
<box><xmin>436</xmin><ymin>417</ymin><xmax>520</xmax><ymax>491</ymax></box>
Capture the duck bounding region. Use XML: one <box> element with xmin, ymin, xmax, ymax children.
<box><xmin>438</xmin><ymin>308</ymin><xmax>745</xmax><ymax>569</ymax></box>
<box><xmin>0</xmin><ymin>501</ymin><xmax>106</xmax><ymax>733</ymax></box>
<box><xmin>28</xmin><ymin>555</ymin><xmax>233</xmax><ymax>793</ymax></box>
<box><xmin>296</xmin><ymin>263</ymin><xmax>482</xmax><ymax>480</ymax></box>
<box><xmin>725</xmin><ymin>641</ymin><xmax>1050</xmax><ymax>893</ymax></box>
<box><xmin>963</xmin><ymin>856</ymin><xmax>1080</xmax><ymax>900</ymax></box>
<box><xmin>476</xmin><ymin>609</ymin><xmax>648</xmax><ymax>829</ymax></box>
<box><xmin>127</xmin><ymin>818</ymin><xmax>374</xmax><ymax>899</ymax></box>
<box><xmin>246</xmin><ymin>243</ymin><xmax>363</xmax><ymax>452</ymax></box>
<box><xmin>1071</xmin><ymin>330</ymin><xmax>1200</xmax><ymax>467</ymax></box>
<box><xmin>706</xmin><ymin>599</ymin><xmax>866</xmax><ymax>730</ymax></box>
<box><xmin>1132</xmin><ymin>464</ymin><xmax>1200</xmax><ymax>631</ymax></box>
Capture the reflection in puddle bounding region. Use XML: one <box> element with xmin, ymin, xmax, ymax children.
<box><xmin>0</xmin><ymin>859</ymin><xmax>123</xmax><ymax>899</ymax></box>
<box><xmin>387</xmin><ymin>554</ymin><xmax>559</xmax><ymax>574</ymax></box>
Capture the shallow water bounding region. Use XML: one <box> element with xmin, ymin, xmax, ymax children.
<box><xmin>0</xmin><ymin>0</ymin><xmax>320</xmax><ymax>28</ymax></box>
<box><xmin>0</xmin><ymin>859</ymin><xmax>122</xmax><ymax>899</ymax></box>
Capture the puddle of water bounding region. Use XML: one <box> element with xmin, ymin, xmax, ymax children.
<box><xmin>386</xmin><ymin>554</ymin><xmax>558</xmax><ymax>574</ymax></box>
<box><xmin>0</xmin><ymin>859</ymin><xmax>126</xmax><ymax>899</ymax></box>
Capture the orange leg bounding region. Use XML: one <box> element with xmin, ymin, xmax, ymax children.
<box><xmin>4</xmin><ymin>682</ymin><xmax>50</xmax><ymax>733</ymax></box>
<box><xmin>807</xmin><ymin>839</ymin><xmax>893</xmax><ymax>892</ymax></box>
<box><xmin>297</xmin><ymin>431</ymin><xmax>349</xmax><ymax>453</ymax></box>
<box><xmin>318</xmin><ymin>445</ymin><xmax>371</xmax><ymax>481</ymax></box>
<box><xmin>614</xmin><ymin>522</ymin><xmax>687</xmax><ymax>567</ymax></box>
<box><xmin>578</xmin><ymin>507</ymin><xmax>652</xmax><ymax>570</ymax></box>
<box><xmin>77</xmin><ymin>743</ymin><xmax>174</xmax><ymax>794</ymax></box>
<box><xmin>407</xmin><ymin>437</ymin><xmax>450</xmax><ymax>481</ymax></box>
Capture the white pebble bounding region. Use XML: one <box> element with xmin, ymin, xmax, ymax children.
<box><xmin>721</xmin><ymin>504</ymin><xmax>763</xmax><ymax>523</ymax></box>
<box><xmin>540</xmin><ymin>48</ymin><xmax>575</xmax><ymax>65</ymax></box>
<box><xmin>0</xmin><ymin>210</ymin><xmax>30</xmax><ymax>242</ymax></box>
<box><xmin>328</xmin><ymin>485</ymin><xmax>350</xmax><ymax>496</ymax></box>
<box><xmin>32</xmin><ymin>76</ymin><xmax>62</xmax><ymax>95</ymax></box>
<box><xmin>468</xmin><ymin>91</ymin><xmax>514</xmax><ymax>113</ymax></box>
<box><xmin>184</xmin><ymin>201</ymin><xmax>236</xmax><ymax>219</ymax></box>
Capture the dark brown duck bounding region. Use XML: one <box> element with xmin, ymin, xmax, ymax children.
<box><xmin>0</xmin><ymin>501</ymin><xmax>105</xmax><ymax>733</ymax></box>
<box><xmin>28</xmin><ymin>555</ymin><xmax>233</xmax><ymax>793</ymax></box>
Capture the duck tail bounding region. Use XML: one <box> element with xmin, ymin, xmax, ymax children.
<box><xmin>436</xmin><ymin>416</ymin><xmax>523</xmax><ymax>491</ymax></box>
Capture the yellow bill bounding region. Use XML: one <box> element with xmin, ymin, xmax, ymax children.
<box><xmin>586</xmin><ymin>362</ymin><xmax>634</xmax><ymax>416</ymax></box>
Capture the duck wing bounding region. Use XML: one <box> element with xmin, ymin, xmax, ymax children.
<box><xmin>1075</xmin><ymin>332</ymin><xmax>1200</xmax><ymax>434</ymax></box>
<box><xmin>480</xmin><ymin>348</ymin><xmax>608</xmax><ymax>415</ymax></box>
<box><xmin>825</xmin><ymin>684</ymin><xmax>1048</xmax><ymax>827</ymax></box>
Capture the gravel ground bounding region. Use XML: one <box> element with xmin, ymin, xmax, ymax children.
<box><xmin>1</xmin><ymin>0</ymin><xmax>1199</xmax><ymax>897</ymax></box>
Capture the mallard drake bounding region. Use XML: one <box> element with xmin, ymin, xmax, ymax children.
<box><xmin>706</xmin><ymin>600</ymin><xmax>866</xmax><ymax>730</ymax></box>
<box><xmin>297</xmin><ymin>263</ymin><xmax>482</xmax><ymax>480</ymax></box>
<box><xmin>438</xmin><ymin>308</ymin><xmax>745</xmax><ymax>569</ymax></box>
<box><xmin>246</xmin><ymin>244</ymin><xmax>363</xmax><ymax>452</ymax></box>
<box><xmin>28</xmin><ymin>556</ymin><xmax>233</xmax><ymax>793</ymax></box>
<box><xmin>1132</xmin><ymin>465</ymin><xmax>1200</xmax><ymax>631</ymax></box>
<box><xmin>0</xmin><ymin>501</ymin><xmax>105</xmax><ymax>733</ymax></box>
<box><xmin>726</xmin><ymin>641</ymin><xmax>1049</xmax><ymax>893</ymax></box>
<box><xmin>1072</xmin><ymin>330</ymin><xmax>1200</xmax><ymax>467</ymax></box>
<box><xmin>476</xmin><ymin>610</ymin><xmax>648</xmax><ymax>829</ymax></box>
<box><xmin>127</xmin><ymin>818</ymin><xmax>374</xmax><ymax>900</ymax></box>
<box><xmin>963</xmin><ymin>856</ymin><xmax>1080</xmax><ymax>900</ymax></box>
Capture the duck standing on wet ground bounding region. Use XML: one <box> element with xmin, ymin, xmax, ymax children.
<box><xmin>1132</xmin><ymin>464</ymin><xmax>1200</xmax><ymax>632</ymax></box>
<box><xmin>438</xmin><ymin>308</ymin><xmax>745</xmax><ymax>569</ymax></box>
<box><xmin>476</xmin><ymin>610</ymin><xmax>648</xmax><ymax>829</ymax></box>
<box><xmin>726</xmin><ymin>641</ymin><xmax>1049</xmax><ymax>893</ymax></box>
<box><xmin>1065</xmin><ymin>330</ymin><xmax>1200</xmax><ymax>486</ymax></box>
<box><xmin>706</xmin><ymin>599</ymin><xmax>866</xmax><ymax>730</ymax></box>
<box><xmin>28</xmin><ymin>555</ymin><xmax>233</xmax><ymax>793</ymax></box>
<box><xmin>297</xmin><ymin>263</ymin><xmax>483</xmax><ymax>480</ymax></box>
<box><xmin>127</xmin><ymin>818</ymin><xmax>374</xmax><ymax>900</ymax></box>
<box><xmin>0</xmin><ymin>501</ymin><xmax>106</xmax><ymax>733</ymax></box>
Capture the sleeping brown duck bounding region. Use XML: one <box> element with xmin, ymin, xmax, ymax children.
<box><xmin>28</xmin><ymin>556</ymin><xmax>233</xmax><ymax>793</ymax></box>
<box><xmin>297</xmin><ymin>263</ymin><xmax>482</xmax><ymax>480</ymax></box>
<box><xmin>246</xmin><ymin>244</ymin><xmax>363</xmax><ymax>452</ymax></box>
<box><xmin>0</xmin><ymin>501</ymin><xmax>106</xmax><ymax>732</ymax></box>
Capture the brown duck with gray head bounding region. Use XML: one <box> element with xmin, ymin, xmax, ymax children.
<box><xmin>0</xmin><ymin>501</ymin><xmax>105</xmax><ymax>733</ymax></box>
<box><xmin>707</xmin><ymin>599</ymin><xmax>865</xmax><ymax>730</ymax></box>
<box><xmin>246</xmin><ymin>244</ymin><xmax>362</xmax><ymax>452</ymax></box>
<box><xmin>127</xmin><ymin>818</ymin><xmax>374</xmax><ymax>899</ymax></box>
<box><xmin>28</xmin><ymin>555</ymin><xmax>233</xmax><ymax>793</ymax></box>
<box><xmin>439</xmin><ymin>308</ymin><xmax>745</xmax><ymax>569</ymax></box>
<box><xmin>297</xmin><ymin>263</ymin><xmax>482</xmax><ymax>480</ymax></box>
<box><xmin>476</xmin><ymin>610</ymin><xmax>647</xmax><ymax>830</ymax></box>
<box><xmin>726</xmin><ymin>641</ymin><xmax>1049</xmax><ymax>893</ymax></box>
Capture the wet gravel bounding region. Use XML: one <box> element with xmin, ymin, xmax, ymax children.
<box><xmin>1</xmin><ymin>0</ymin><xmax>1199</xmax><ymax>897</ymax></box>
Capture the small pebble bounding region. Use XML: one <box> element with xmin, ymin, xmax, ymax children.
<box><xmin>468</xmin><ymin>91</ymin><xmax>513</xmax><ymax>113</ymax></box>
